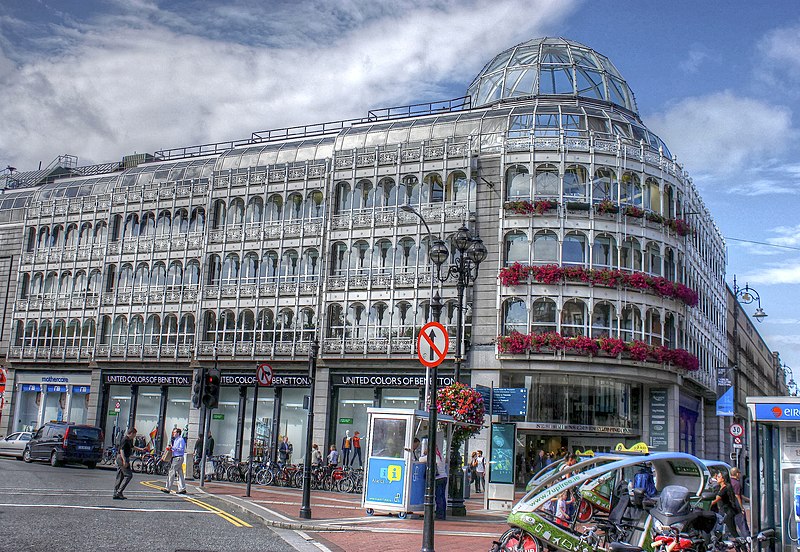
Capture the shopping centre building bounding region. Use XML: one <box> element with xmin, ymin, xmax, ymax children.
<box><xmin>0</xmin><ymin>37</ymin><xmax>788</xmax><ymax>466</ymax></box>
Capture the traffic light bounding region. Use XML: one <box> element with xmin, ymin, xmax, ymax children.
<box><xmin>203</xmin><ymin>366</ymin><xmax>221</xmax><ymax>409</ymax></box>
<box><xmin>191</xmin><ymin>367</ymin><xmax>205</xmax><ymax>409</ymax></box>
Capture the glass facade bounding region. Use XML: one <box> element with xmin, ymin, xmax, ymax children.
<box><xmin>42</xmin><ymin>387</ymin><xmax>67</xmax><ymax>423</ymax></box>
<box><xmin>15</xmin><ymin>386</ymin><xmax>41</xmax><ymax>431</ymax></box>
<box><xmin>105</xmin><ymin>385</ymin><xmax>132</xmax><ymax>446</ymax></box>
<box><xmin>69</xmin><ymin>389</ymin><xmax>89</xmax><ymax>425</ymax></box>
<box><xmin>209</xmin><ymin>386</ymin><xmax>241</xmax><ymax>457</ymax></box>
<box><xmin>133</xmin><ymin>386</ymin><xmax>161</xmax><ymax>446</ymax></box>
<box><xmin>242</xmin><ymin>388</ymin><xmax>275</xmax><ymax>461</ymax></box>
<box><xmin>278</xmin><ymin>388</ymin><xmax>308</xmax><ymax>464</ymax></box>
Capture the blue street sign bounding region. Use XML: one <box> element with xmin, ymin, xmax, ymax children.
<box><xmin>476</xmin><ymin>386</ymin><xmax>528</xmax><ymax>417</ymax></box>
<box><xmin>716</xmin><ymin>387</ymin><xmax>734</xmax><ymax>417</ymax></box>
<box><xmin>754</xmin><ymin>403</ymin><xmax>800</xmax><ymax>421</ymax></box>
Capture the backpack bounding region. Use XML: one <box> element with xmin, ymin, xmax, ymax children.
<box><xmin>633</xmin><ymin>470</ymin><xmax>656</xmax><ymax>497</ymax></box>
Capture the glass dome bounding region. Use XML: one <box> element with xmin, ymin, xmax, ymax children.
<box><xmin>466</xmin><ymin>37</ymin><xmax>638</xmax><ymax>113</ymax></box>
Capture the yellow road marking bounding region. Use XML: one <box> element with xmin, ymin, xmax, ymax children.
<box><xmin>139</xmin><ymin>481</ymin><xmax>252</xmax><ymax>528</ymax></box>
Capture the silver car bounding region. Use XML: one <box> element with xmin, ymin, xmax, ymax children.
<box><xmin>0</xmin><ymin>432</ymin><xmax>33</xmax><ymax>459</ymax></box>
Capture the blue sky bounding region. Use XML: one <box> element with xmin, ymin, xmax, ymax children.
<box><xmin>1</xmin><ymin>0</ymin><xmax>798</xmax><ymax>385</ymax></box>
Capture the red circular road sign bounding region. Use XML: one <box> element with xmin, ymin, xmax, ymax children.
<box><xmin>729</xmin><ymin>423</ymin><xmax>744</xmax><ymax>438</ymax></box>
<box><xmin>257</xmin><ymin>363</ymin><xmax>273</xmax><ymax>387</ymax></box>
<box><xmin>417</xmin><ymin>322</ymin><xmax>449</xmax><ymax>368</ymax></box>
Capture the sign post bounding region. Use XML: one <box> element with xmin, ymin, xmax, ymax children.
<box><xmin>418</xmin><ymin>321</ymin><xmax>448</xmax><ymax>552</ymax></box>
<box><xmin>247</xmin><ymin>363</ymin><xmax>272</xmax><ymax>497</ymax></box>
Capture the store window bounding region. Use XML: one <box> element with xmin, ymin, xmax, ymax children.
<box><xmin>70</xmin><ymin>388</ymin><xmax>90</xmax><ymax>425</ymax></box>
<box><xmin>164</xmin><ymin>386</ymin><xmax>190</xmax><ymax>449</ymax></box>
<box><xmin>279</xmin><ymin>388</ymin><xmax>309</xmax><ymax>464</ymax></box>
<box><xmin>134</xmin><ymin>386</ymin><xmax>161</xmax><ymax>448</ymax></box>
<box><xmin>380</xmin><ymin>388</ymin><xmax>420</xmax><ymax>409</ymax></box>
<box><xmin>208</xmin><ymin>387</ymin><xmax>241</xmax><ymax>458</ymax></box>
<box><xmin>335</xmin><ymin>388</ymin><xmax>374</xmax><ymax>463</ymax></box>
<box><xmin>105</xmin><ymin>385</ymin><xmax>132</xmax><ymax>446</ymax></box>
<box><xmin>242</xmin><ymin>388</ymin><xmax>276</xmax><ymax>461</ymax></box>
<box><xmin>42</xmin><ymin>386</ymin><xmax>68</xmax><ymax>423</ymax></box>
<box><xmin>16</xmin><ymin>385</ymin><xmax>42</xmax><ymax>431</ymax></box>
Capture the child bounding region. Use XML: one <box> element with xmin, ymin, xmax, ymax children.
<box><xmin>555</xmin><ymin>491</ymin><xmax>574</xmax><ymax>527</ymax></box>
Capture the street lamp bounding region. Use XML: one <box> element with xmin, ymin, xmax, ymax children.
<box><xmin>730</xmin><ymin>276</ymin><xmax>767</xmax><ymax>471</ymax></box>
<box><xmin>782</xmin><ymin>364</ymin><xmax>797</xmax><ymax>397</ymax></box>
<box><xmin>299</xmin><ymin>339</ymin><xmax>320</xmax><ymax>520</ymax></box>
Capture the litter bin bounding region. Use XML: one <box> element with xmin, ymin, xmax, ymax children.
<box><xmin>463</xmin><ymin>466</ymin><xmax>470</xmax><ymax>499</ymax></box>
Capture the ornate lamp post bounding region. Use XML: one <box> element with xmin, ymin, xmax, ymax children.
<box><xmin>731</xmin><ymin>276</ymin><xmax>767</xmax><ymax>471</ymax></box>
<box><xmin>782</xmin><ymin>364</ymin><xmax>797</xmax><ymax>396</ymax></box>
<box><xmin>299</xmin><ymin>340</ymin><xmax>320</xmax><ymax>519</ymax></box>
<box><xmin>428</xmin><ymin>224</ymin><xmax>486</xmax><ymax>517</ymax></box>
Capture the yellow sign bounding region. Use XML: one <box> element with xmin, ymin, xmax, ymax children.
<box><xmin>574</xmin><ymin>449</ymin><xmax>595</xmax><ymax>457</ymax></box>
<box><xmin>386</xmin><ymin>464</ymin><xmax>402</xmax><ymax>482</ymax></box>
<box><xmin>614</xmin><ymin>442</ymin><xmax>650</xmax><ymax>453</ymax></box>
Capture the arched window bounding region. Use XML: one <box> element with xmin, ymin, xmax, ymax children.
<box><xmin>206</xmin><ymin>254</ymin><xmax>221</xmax><ymax>285</ymax></box>
<box><xmin>173</xmin><ymin>209</ymin><xmax>188</xmax><ymax>234</ymax></box>
<box><xmin>123</xmin><ymin>214</ymin><xmax>138</xmax><ymax>238</ymax></box>
<box><xmin>78</xmin><ymin>222</ymin><xmax>92</xmax><ymax>245</ymax></box>
<box><xmin>347</xmin><ymin>303</ymin><xmax>367</xmax><ymax>338</ymax></box>
<box><xmin>217</xmin><ymin>310</ymin><xmax>236</xmax><ymax>342</ymax></box>
<box><xmin>646</xmin><ymin>309</ymin><xmax>663</xmax><ymax>346</ymax></box>
<box><xmin>227</xmin><ymin>197</ymin><xmax>244</xmax><ymax>226</ymax></box>
<box><xmin>72</xmin><ymin>271</ymin><xmax>86</xmax><ymax>295</ymax></box>
<box><xmin>620</xmin><ymin>238</ymin><xmax>642</xmax><ymax>272</ymax></box>
<box><xmin>185</xmin><ymin>260</ymin><xmax>200</xmax><ymax>285</ymax></box>
<box><xmin>111</xmin><ymin>315</ymin><xmax>128</xmax><ymax>346</ymax></box>
<box><xmin>25</xmin><ymin>227</ymin><xmax>36</xmax><ymax>252</ymax></box>
<box><xmin>398</xmin><ymin>174</ymin><xmax>420</xmax><ymax>206</ymax></box>
<box><xmin>327</xmin><ymin>304</ymin><xmax>345</xmax><ymax>338</ymax></box>
<box><xmin>162</xmin><ymin>314</ymin><xmax>178</xmax><ymax>345</ymax></box>
<box><xmin>301</xmin><ymin>248</ymin><xmax>319</xmax><ymax>278</ymax></box>
<box><xmin>144</xmin><ymin>315</ymin><xmax>161</xmax><ymax>345</ymax></box>
<box><xmin>128</xmin><ymin>315</ymin><xmax>144</xmax><ymax>345</ymax></box>
<box><xmin>94</xmin><ymin>221</ymin><xmax>108</xmax><ymax>243</ymax></box>
<box><xmin>81</xmin><ymin>319</ymin><xmax>96</xmax><ymax>348</ymax></box>
<box><xmin>44</xmin><ymin>271</ymin><xmax>57</xmax><ymax>295</ymax></box>
<box><xmin>25</xmin><ymin>320</ymin><xmax>39</xmax><ymax>348</ymax></box>
<box><xmin>178</xmin><ymin>313</ymin><xmax>195</xmax><ymax>345</ymax></box>
<box><xmin>133</xmin><ymin>263</ymin><xmax>149</xmax><ymax>288</ymax></box>
<box><xmin>533</xmin><ymin>230</ymin><xmax>558</xmax><ymax>263</ymax></box>
<box><xmin>335</xmin><ymin>182</ymin><xmax>351</xmax><ymax>213</ymax></box>
<box><xmin>276</xmin><ymin>308</ymin><xmax>295</xmax><ymax>342</ymax></box>
<box><xmin>504</xmin><ymin>231</ymin><xmax>529</xmax><ymax>266</ymax></box>
<box><xmin>664</xmin><ymin>248</ymin><xmax>676</xmax><ymax>282</ymax></box>
<box><xmin>298</xmin><ymin>308</ymin><xmax>316</xmax><ymax>342</ymax></box>
<box><xmin>139</xmin><ymin>212</ymin><xmax>155</xmax><ymax>236</ymax></box>
<box><xmin>561</xmin><ymin>299</ymin><xmax>587</xmax><ymax>337</ymax></box>
<box><xmin>392</xmin><ymin>301</ymin><xmax>414</xmax><ymax>338</ymax></box>
<box><xmin>592</xmin><ymin>235</ymin><xmax>616</xmax><ymax>268</ymax></box>
<box><xmin>189</xmin><ymin>207</ymin><xmax>205</xmax><ymax>233</ymax></box>
<box><xmin>156</xmin><ymin>211</ymin><xmax>171</xmax><ymax>235</ymax></box>
<box><xmin>284</xmin><ymin>193</ymin><xmax>303</xmax><ymax>221</ymax></box>
<box><xmin>259</xmin><ymin>251</ymin><xmax>279</xmax><ymax>281</ymax></box>
<box><xmin>395</xmin><ymin>238</ymin><xmax>417</xmax><ymax>268</ymax></box>
<box><xmin>592</xmin><ymin>168</ymin><xmax>617</xmax><ymax>201</ymax></box>
<box><xmin>58</xmin><ymin>271</ymin><xmax>72</xmax><ymax>295</ymax></box>
<box><xmin>44</xmin><ymin>320</ymin><xmax>57</xmax><ymax>348</ymax></box>
<box><xmin>531</xmin><ymin>298</ymin><xmax>557</xmax><ymax>334</ymax></box>
<box><xmin>18</xmin><ymin>273</ymin><xmax>30</xmax><ymax>299</ymax></box>
<box><xmin>256</xmin><ymin>309</ymin><xmax>275</xmax><ymax>342</ymax></box>
<box><xmin>620</xmin><ymin>305</ymin><xmax>642</xmax><ymax>342</ymax></box>
<box><xmin>503</xmin><ymin>298</ymin><xmax>528</xmax><ymax>335</ymax></box>
<box><xmin>377</xmin><ymin>177</ymin><xmax>395</xmax><ymax>207</ymax></box>
<box><xmin>563</xmin><ymin>165</ymin><xmax>588</xmax><ymax>198</ymax></box>
<box><xmin>151</xmin><ymin>262</ymin><xmax>166</xmax><ymax>287</ymax></box>
<box><xmin>167</xmin><ymin>261</ymin><xmax>183</xmax><ymax>287</ymax></box>
<box><xmin>13</xmin><ymin>320</ymin><xmax>24</xmax><ymax>346</ymax></box>
<box><xmin>506</xmin><ymin>165</ymin><xmax>530</xmax><ymax>200</ymax></box>
<box><xmin>110</xmin><ymin>215</ymin><xmax>123</xmax><ymax>241</ymax></box>
<box><xmin>368</xmin><ymin>302</ymin><xmax>389</xmax><ymax>339</ymax></box>
<box><xmin>664</xmin><ymin>313</ymin><xmax>675</xmax><ymax>348</ymax></box>
<box><xmin>242</xmin><ymin>252</ymin><xmax>259</xmax><ymax>284</ymax></box>
<box><xmin>238</xmin><ymin>310</ymin><xmax>255</xmax><ymax>343</ymax></box>
<box><xmin>66</xmin><ymin>319</ymin><xmax>80</xmax><ymax>348</ymax></box>
<box><xmin>665</xmin><ymin>185</ymin><xmax>675</xmax><ymax>219</ymax></box>
<box><xmin>620</xmin><ymin>172</ymin><xmax>642</xmax><ymax>206</ymax></box>
<box><xmin>330</xmin><ymin>242</ymin><xmax>348</xmax><ymax>275</ymax></box>
<box><xmin>50</xmin><ymin>224</ymin><xmax>63</xmax><ymax>247</ymax></box>
<box><xmin>31</xmin><ymin>273</ymin><xmax>43</xmax><ymax>296</ymax></box>
<box><xmin>372</xmin><ymin>240</ymin><xmax>392</xmax><ymax>273</ymax></box>
<box><xmin>591</xmin><ymin>302</ymin><xmax>616</xmax><ymax>338</ymax></box>
<box><xmin>645</xmin><ymin>243</ymin><xmax>662</xmax><ymax>276</ymax></box>
<box><xmin>202</xmin><ymin>311</ymin><xmax>216</xmax><ymax>342</ymax></box>
<box><xmin>645</xmin><ymin>177</ymin><xmax>661</xmax><ymax>213</ymax></box>
<box><xmin>64</xmin><ymin>224</ymin><xmax>78</xmax><ymax>248</ymax></box>
<box><xmin>221</xmin><ymin>253</ymin><xmax>240</xmax><ymax>283</ymax></box>
<box><xmin>281</xmin><ymin>249</ymin><xmax>299</xmax><ymax>277</ymax></box>
<box><xmin>353</xmin><ymin>180</ymin><xmax>374</xmax><ymax>209</ymax></box>
<box><xmin>38</xmin><ymin>227</ymin><xmax>50</xmax><ymax>249</ymax></box>
<box><xmin>349</xmin><ymin>241</ymin><xmax>370</xmax><ymax>273</ymax></box>
<box><xmin>562</xmin><ymin>232</ymin><xmax>587</xmax><ymax>265</ymax></box>
<box><xmin>246</xmin><ymin>196</ymin><xmax>263</xmax><ymax>224</ymax></box>
<box><xmin>535</xmin><ymin>164</ymin><xmax>559</xmax><ymax>197</ymax></box>
<box><xmin>423</xmin><ymin>173</ymin><xmax>443</xmax><ymax>204</ymax></box>
<box><xmin>88</xmin><ymin>270</ymin><xmax>101</xmax><ymax>295</ymax></box>
<box><xmin>211</xmin><ymin>199</ymin><xmax>226</xmax><ymax>229</ymax></box>
<box><xmin>304</xmin><ymin>190</ymin><xmax>324</xmax><ymax>218</ymax></box>
<box><xmin>448</xmin><ymin>170</ymin><xmax>475</xmax><ymax>208</ymax></box>
<box><xmin>266</xmin><ymin>195</ymin><xmax>283</xmax><ymax>221</ymax></box>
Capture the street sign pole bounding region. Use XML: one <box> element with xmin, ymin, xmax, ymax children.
<box><xmin>246</xmin><ymin>375</ymin><xmax>259</xmax><ymax>497</ymax></box>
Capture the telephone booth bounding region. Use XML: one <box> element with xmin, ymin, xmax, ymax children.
<box><xmin>361</xmin><ymin>408</ymin><xmax>456</xmax><ymax>518</ymax></box>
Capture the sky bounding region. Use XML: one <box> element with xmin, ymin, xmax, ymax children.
<box><xmin>0</xmin><ymin>0</ymin><xmax>798</xmax><ymax>386</ymax></box>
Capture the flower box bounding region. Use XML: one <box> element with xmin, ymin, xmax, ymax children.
<box><xmin>566</xmin><ymin>201</ymin><xmax>591</xmax><ymax>211</ymax></box>
<box><xmin>596</xmin><ymin>200</ymin><xmax>619</xmax><ymax>215</ymax></box>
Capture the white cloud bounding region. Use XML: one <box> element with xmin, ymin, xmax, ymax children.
<box><xmin>757</xmin><ymin>22</ymin><xmax>800</xmax><ymax>85</ymax></box>
<box><xmin>767</xmin><ymin>224</ymin><xmax>800</xmax><ymax>248</ymax></box>
<box><xmin>0</xmin><ymin>0</ymin><xmax>577</xmax><ymax>169</ymax></box>
<box><xmin>678</xmin><ymin>45</ymin><xmax>713</xmax><ymax>74</ymax></box>
<box><xmin>647</xmin><ymin>91</ymin><xmax>795</xmax><ymax>182</ymax></box>
<box><xmin>743</xmin><ymin>261</ymin><xmax>800</xmax><ymax>285</ymax></box>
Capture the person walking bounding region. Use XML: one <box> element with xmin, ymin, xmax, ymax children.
<box><xmin>162</xmin><ymin>428</ymin><xmax>187</xmax><ymax>495</ymax></box>
<box><xmin>711</xmin><ymin>471</ymin><xmax>744</xmax><ymax>537</ymax></box>
<box><xmin>113</xmin><ymin>427</ymin><xmax>139</xmax><ymax>500</ymax></box>
<box><xmin>729</xmin><ymin>467</ymin><xmax>750</xmax><ymax>538</ymax></box>
<box><xmin>474</xmin><ymin>450</ymin><xmax>486</xmax><ymax>493</ymax></box>
<box><xmin>350</xmin><ymin>431</ymin><xmax>363</xmax><ymax>467</ymax></box>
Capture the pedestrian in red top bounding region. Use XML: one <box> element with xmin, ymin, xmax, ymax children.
<box><xmin>350</xmin><ymin>431</ymin><xmax>363</xmax><ymax>467</ymax></box>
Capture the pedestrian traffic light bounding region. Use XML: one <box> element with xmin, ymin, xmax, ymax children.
<box><xmin>203</xmin><ymin>366</ymin><xmax>221</xmax><ymax>409</ymax></box>
<box><xmin>191</xmin><ymin>367</ymin><xmax>205</xmax><ymax>409</ymax></box>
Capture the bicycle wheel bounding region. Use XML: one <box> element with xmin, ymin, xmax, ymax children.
<box><xmin>130</xmin><ymin>457</ymin><xmax>142</xmax><ymax>473</ymax></box>
<box><xmin>263</xmin><ymin>467</ymin><xmax>275</xmax><ymax>486</ymax></box>
<box><xmin>339</xmin><ymin>475</ymin><xmax>354</xmax><ymax>493</ymax></box>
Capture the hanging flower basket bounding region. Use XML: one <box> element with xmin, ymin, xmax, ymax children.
<box><xmin>596</xmin><ymin>199</ymin><xmax>619</xmax><ymax>215</ymax></box>
<box><xmin>437</xmin><ymin>383</ymin><xmax>485</xmax><ymax>445</ymax></box>
<box><xmin>624</xmin><ymin>205</ymin><xmax>645</xmax><ymax>218</ymax></box>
